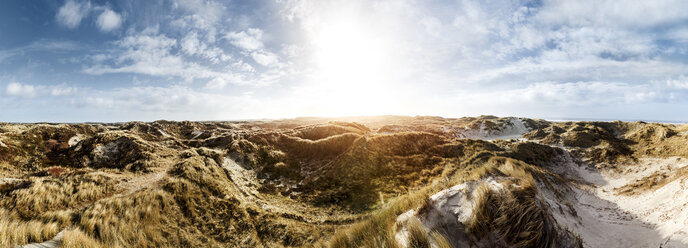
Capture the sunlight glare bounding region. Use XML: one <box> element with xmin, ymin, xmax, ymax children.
<box><xmin>306</xmin><ymin>13</ymin><xmax>400</xmax><ymax>116</ymax></box>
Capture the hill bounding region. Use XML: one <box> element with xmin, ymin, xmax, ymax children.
<box><xmin>1</xmin><ymin>116</ymin><xmax>687</xmax><ymax>247</ymax></box>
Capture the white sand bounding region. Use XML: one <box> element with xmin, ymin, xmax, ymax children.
<box><xmin>549</xmin><ymin>156</ymin><xmax>688</xmax><ymax>247</ymax></box>
<box><xmin>459</xmin><ymin>117</ymin><xmax>530</xmax><ymax>140</ymax></box>
<box><xmin>67</xmin><ymin>135</ymin><xmax>83</xmax><ymax>147</ymax></box>
<box><xmin>395</xmin><ymin>154</ymin><xmax>688</xmax><ymax>247</ymax></box>
<box><xmin>190</xmin><ymin>130</ymin><xmax>205</xmax><ymax>139</ymax></box>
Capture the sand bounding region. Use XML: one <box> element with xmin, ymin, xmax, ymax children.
<box><xmin>549</xmin><ymin>156</ymin><xmax>688</xmax><ymax>247</ymax></box>
<box><xmin>395</xmin><ymin>153</ymin><xmax>688</xmax><ymax>247</ymax></box>
<box><xmin>458</xmin><ymin>117</ymin><xmax>530</xmax><ymax>140</ymax></box>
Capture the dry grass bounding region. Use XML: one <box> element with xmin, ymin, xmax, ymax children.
<box><xmin>509</xmin><ymin>142</ymin><xmax>563</xmax><ymax>167</ymax></box>
<box><xmin>78</xmin><ymin>189</ymin><xmax>177</xmax><ymax>247</ymax></box>
<box><xmin>0</xmin><ymin>117</ymin><xmax>606</xmax><ymax>247</ymax></box>
<box><xmin>0</xmin><ymin>209</ymin><xmax>61</xmax><ymax>246</ymax></box>
<box><xmin>326</xmin><ymin>159</ymin><xmax>476</xmax><ymax>248</ymax></box>
<box><xmin>294</xmin><ymin>123</ymin><xmax>368</xmax><ymax>141</ymax></box>
<box><xmin>524</xmin><ymin>121</ymin><xmax>688</xmax><ymax>165</ymax></box>
<box><xmin>328</xmin><ymin>184</ymin><xmax>440</xmax><ymax>248</ymax></box>
<box><xmin>61</xmin><ymin>228</ymin><xmax>107</xmax><ymax>248</ymax></box>
<box><xmin>429</xmin><ymin>231</ymin><xmax>451</xmax><ymax>248</ymax></box>
<box><xmin>406</xmin><ymin>218</ymin><xmax>430</xmax><ymax>248</ymax></box>
<box><xmin>616</xmin><ymin>165</ymin><xmax>688</xmax><ymax>195</ymax></box>
<box><xmin>241</xmin><ymin>130</ymin><xmax>458</xmax><ymax>210</ymax></box>
<box><xmin>327</xmin><ymin>156</ymin><xmax>579</xmax><ymax>248</ymax></box>
<box><xmin>2</xmin><ymin>173</ymin><xmax>116</xmax><ymax>218</ymax></box>
<box><xmin>367</xmin><ymin>132</ymin><xmax>447</xmax><ymax>157</ymax></box>
<box><xmin>467</xmin><ymin>178</ymin><xmax>556</xmax><ymax>248</ymax></box>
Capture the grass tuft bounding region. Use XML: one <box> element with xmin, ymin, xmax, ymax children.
<box><xmin>406</xmin><ymin>218</ymin><xmax>430</xmax><ymax>248</ymax></box>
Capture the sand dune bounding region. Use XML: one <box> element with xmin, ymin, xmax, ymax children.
<box><xmin>1</xmin><ymin>116</ymin><xmax>687</xmax><ymax>247</ymax></box>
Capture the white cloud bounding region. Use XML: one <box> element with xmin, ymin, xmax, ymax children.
<box><xmin>96</xmin><ymin>9</ymin><xmax>122</xmax><ymax>32</ymax></box>
<box><xmin>4</xmin><ymin>82</ymin><xmax>77</xmax><ymax>98</ymax></box>
<box><xmin>226</xmin><ymin>28</ymin><xmax>264</xmax><ymax>51</ymax></box>
<box><xmin>664</xmin><ymin>76</ymin><xmax>688</xmax><ymax>89</ymax></box>
<box><xmin>251</xmin><ymin>51</ymin><xmax>280</xmax><ymax>67</ymax></box>
<box><xmin>420</xmin><ymin>17</ymin><xmax>442</xmax><ymax>37</ymax></box>
<box><xmin>666</xmin><ymin>28</ymin><xmax>688</xmax><ymax>42</ymax></box>
<box><xmin>205</xmin><ymin>77</ymin><xmax>227</xmax><ymax>89</ymax></box>
<box><xmin>181</xmin><ymin>32</ymin><xmax>202</xmax><ymax>55</ymax></box>
<box><xmin>51</xmin><ymin>84</ymin><xmax>77</xmax><ymax>96</ymax></box>
<box><xmin>452</xmin><ymin>80</ymin><xmax>686</xmax><ymax>111</ymax></box>
<box><xmin>224</xmin><ymin>28</ymin><xmax>283</xmax><ymax>68</ymax></box>
<box><xmin>451</xmin><ymin>1</ymin><xmax>490</xmax><ymax>40</ymax></box>
<box><xmin>180</xmin><ymin>32</ymin><xmax>229</xmax><ymax>63</ymax></box>
<box><xmin>13</xmin><ymin>0</ymin><xmax>688</xmax><ymax>121</ymax></box>
<box><xmin>83</xmin><ymin>32</ymin><xmax>250</xmax><ymax>85</ymax></box>
<box><xmin>172</xmin><ymin>0</ymin><xmax>225</xmax><ymax>26</ymax></box>
<box><xmin>5</xmin><ymin>82</ymin><xmax>36</xmax><ymax>98</ymax></box>
<box><xmin>73</xmin><ymin>2</ymin><xmax>288</xmax><ymax>95</ymax></box>
<box><xmin>536</xmin><ymin>0</ymin><xmax>688</xmax><ymax>29</ymax></box>
<box><xmin>56</xmin><ymin>0</ymin><xmax>91</xmax><ymax>29</ymax></box>
<box><xmin>230</xmin><ymin>61</ymin><xmax>255</xmax><ymax>72</ymax></box>
<box><xmin>85</xmin><ymin>33</ymin><xmax>188</xmax><ymax>77</ymax></box>
<box><xmin>462</xmin><ymin>58</ymin><xmax>688</xmax><ymax>88</ymax></box>
<box><xmin>74</xmin><ymin>85</ymin><xmax>259</xmax><ymax>121</ymax></box>
<box><xmin>281</xmin><ymin>44</ymin><xmax>301</xmax><ymax>58</ymax></box>
<box><xmin>0</xmin><ymin>40</ymin><xmax>80</xmax><ymax>62</ymax></box>
<box><xmin>83</xmin><ymin>33</ymin><xmax>182</xmax><ymax>77</ymax></box>
<box><xmin>89</xmin><ymin>54</ymin><xmax>110</xmax><ymax>62</ymax></box>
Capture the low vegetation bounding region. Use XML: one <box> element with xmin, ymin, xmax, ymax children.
<box><xmin>0</xmin><ymin>116</ymin><xmax>686</xmax><ymax>247</ymax></box>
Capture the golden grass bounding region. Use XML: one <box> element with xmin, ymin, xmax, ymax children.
<box><xmin>0</xmin><ymin>209</ymin><xmax>61</xmax><ymax>246</ymax></box>
<box><xmin>36</xmin><ymin>209</ymin><xmax>74</xmax><ymax>226</ymax></box>
<box><xmin>367</xmin><ymin>132</ymin><xmax>447</xmax><ymax>156</ymax></box>
<box><xmin>328</xmin><ymin>185</ymin><xmax>438</xmax><ymax>248</ymax></box>
<box><xmin>524</xmin><ymin>121</ymin><xmax>688</xmax><ymax>165</ymax></box>
<box><xmin>429</xmin><ymin>231</ymin><xmax>451</xmax><ymax>248</ymax></box>
<box><xmin>281</xmin><ymin>133</ymin><xmax>363</xmax><ymax>159</ymax></box>
<box><xmin>78</xmin><ymin>189</ymin><xmax>175</xmax><ymax>247</ymax></box>
<box><xmin>246</xmin><ymin>130</ymin><xmax>460</xmax><ymax>210</ymax></box>
<box><xmin>327</xmin><ymin>155</ymin><xmax>576</xmax><ymax>248</ymax></box>
<box><xmin>294</xmin><ymin>123</ymin><xmax>368</xmax><ymax>141</ymax></box>
<box><xmin>327</xmin><ymin>158</ymin><xmax>477</xmax><ymax>248</ymax></box>
<box><xmin>4</xmin><ymin>173</ymin><xmax>116</xmax><ymax>218</ymax></box>
<box><xmin>467</xmin><ymin>178</ymin><xmax>555</xmax><ymax>248</ymax></box>
<box><xmin>61</xmin><ymin>228</ymin><xmax>107</xmax><ymax>248</ymax></box>
<box><xmin>406</xmin><ymin>218</ymin><xmax>430</xmax><ymax>248</ymax></box>
<box><xmin>0</xmin><ymin>118</ymin><xmax>601</xmax><ymax>247</ymax></box>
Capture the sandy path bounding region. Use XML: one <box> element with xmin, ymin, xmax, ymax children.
<box><xmin>222</xmin><ymin>158</ymin><xmax>266</xmax><ymax>206</ymax></box>
<box><xmin>16</xmin><ymin>231</ymin><xmax>63</xmax><ymax>248</ymax></box>
<box><xmin>112</xmin><ymin>168</ymin><xmax>170</xmax><ymax>198</ymax></box>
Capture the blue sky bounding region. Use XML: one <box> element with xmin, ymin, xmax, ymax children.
<box><xmin>1</xmin><ymin>0</ymin><xmax>688</xmax><ymax>122</ymax></box>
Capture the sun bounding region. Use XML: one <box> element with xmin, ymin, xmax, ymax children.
<box><xmin>302</xmin><ymin>12</ymin><xmax>402</xmax><ymax>117</ymax></box>
<box><xmin>312</xmin><ymin>18</ymin><xmax>382</xmax><ymax>83</ymax></box>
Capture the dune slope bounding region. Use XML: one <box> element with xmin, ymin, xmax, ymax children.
<box><xmin>1</xmin><ymin>116</ymin><xmax>687</xmax><ymax>247</ymax></box>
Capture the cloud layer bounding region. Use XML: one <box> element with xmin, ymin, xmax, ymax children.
<box><xmin>3</xmin><ymin>0</ymin><xmax>688</xmax><ymax>122</ymax></box>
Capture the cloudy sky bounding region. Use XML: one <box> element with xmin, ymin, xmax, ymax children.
<box><xmin>1</xmin><ymin>0</ymin><xmax>688</xmax><ymax>122</ymax></box>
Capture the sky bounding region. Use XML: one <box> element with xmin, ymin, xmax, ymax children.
<box><xmin>1</xmin><ymin>0</ymin><xmax>688</xmax><ymax>122</ymax></box>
